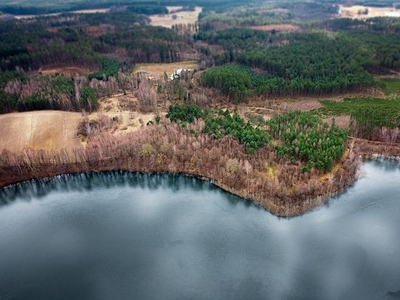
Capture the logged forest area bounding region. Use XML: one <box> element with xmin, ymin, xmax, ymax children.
<box><xmin>0</xmin><ymin>0</ymin><xmax>400</xmax><ymax>215</ymax></box>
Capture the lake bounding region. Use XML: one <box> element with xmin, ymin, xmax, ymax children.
<box><xmin>0</xmin><ymin>159</ymin><xmax>399</xmax><ymax>300</ymax></box>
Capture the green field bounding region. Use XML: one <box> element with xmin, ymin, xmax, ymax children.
<box><xmin>378</xmin><ymin>78</ymin><xmax>400</xmax><ymax>95</ymax></box>
<box><xmin>319</xmin><ymin>97</ymin><xmax>400</xmax><ymax>129</ymax></box>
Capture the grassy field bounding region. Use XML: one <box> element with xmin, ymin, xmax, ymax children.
<box><xmin>319</xmin><ymin>97</ymin><xmax>400</xmax><ymax>128</ymax></box>
<box><xmin>339</xmin><ymin>5</ymin><xmax>400</xmax><ymax>18</ymax></box>
<box><xmin>378</xmin><ymin>78</ymin><xmax>400</xmax><ymax>95</ymax></box>
<box><xmin>148</xmin><ymin>6</ymin><xmax>202</xmax><ymax>28</ymax></box>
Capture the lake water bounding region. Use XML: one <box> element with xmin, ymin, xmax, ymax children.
<box><xmin>0</xmin><ymin>159</ymin><xmax>400</xmax><ymax>300</ymax></box>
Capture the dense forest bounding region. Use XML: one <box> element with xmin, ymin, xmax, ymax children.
<box><xmin>198</xmin><ymin>26</ymin><xmax>400</xmax><ymax>98</ymax></box>
<box><xmin>0</xmin><ymin>11</ymin><xmax>188</xmax><ymax>72</ymax></box>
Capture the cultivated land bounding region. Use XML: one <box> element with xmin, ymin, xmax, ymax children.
<box><xmin>0</xmin><ymin>97</ymin><xmax>155</xmax><ymax>154</ymax></box>
<box><xmin>149</xmin><ymin>6</ymin><xmax>202</xmax><ymax>28</ymax></box>
<box><xmin>0</xmin><ymin>111</ymin><xmax>82</xmax><ymax>152</ymax></box>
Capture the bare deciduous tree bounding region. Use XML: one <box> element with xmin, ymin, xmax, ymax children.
<box><xmin>136</xmin><ymin>79</ymin><xmax>157</xmax><ymax>113</ymax></box>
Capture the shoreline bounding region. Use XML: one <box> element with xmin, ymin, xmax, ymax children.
<box><xmin>0</xmin><ymin>163</ymin><xmax>355</xmax><ymax>217</ymax></box>
<box><xmin>0</xmin><ymin>136</ymin><xmax>398</xmax><ymax>217</ymax></box>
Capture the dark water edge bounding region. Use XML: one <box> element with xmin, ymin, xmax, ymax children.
<box><xmin>0</xmin><ymin>159</ymin><xmax>400</xmax><ymax>300</ymax></box>
<box><xmin>0</xmin><ymin>172</ymin><xmax>219</xmax><ymax>205</ymax></box>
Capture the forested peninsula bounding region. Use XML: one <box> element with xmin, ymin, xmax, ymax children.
<box><xmin>0</xmin><ymin>0</ymin><xmax>400</xmax><ymax>216</ymax></box>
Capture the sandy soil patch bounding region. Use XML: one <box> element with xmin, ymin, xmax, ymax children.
<box><xmin>339</xmin><ymin>5</ymin><xmax>400</xmax><ymax>19</ymax></box>
<box><xmin>149</xmin><ymin>6</ymin><xmax>202</xmax><ymax>28</ymax></box>
<box><xmin>249</xmin><ymin>24</ymin><xmax>301</xmax><ymax>32</ymax></box>
<box><xmin>323</xmin><ymin>115</ymin><xmax>351</xmax><ymax>129</ymax></box>
<box><xmin>0</xmin><ymin>111</ymin><xmax>83</xmax><ymax>153</ymax></box>
<box><xmin>133</xmin><ymin>61</ymin><xmax>199</xmax><ymax>80</ymax></box>
<box><xmin>95</xmin><ymin>94</ymin><xmax>156</xmax><ymax>135</ymax></box>
<box><xmin>39</xmin><ymin>66</ymin><xmax>90</xmax><ymax>76</ymax></box>
<box><xmin>284</xmin><ymin>100</ymin><xmax>323</xmax><ymax>111</ymax></box>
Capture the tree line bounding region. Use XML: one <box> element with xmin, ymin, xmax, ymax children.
<box><xmin>0</xmin><ymin>74</ymin><xmax>97</xmax><ymax>113</ymax></box>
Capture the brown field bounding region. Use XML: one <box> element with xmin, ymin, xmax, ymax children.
<box><xmin>0</xmin><ymin>111</ymin><xmax>83</xmax><ymax>153</ymax></box>
<box><xmin>132</xmin><ymin>61</ymin><xmax>200</xmax><ymax>80</ymax></box>
<box><xmin>149</xmin><ymin>6</ymin><xmax>202</xmax><ymax>28</ymax></box>
<box><xmin>339</xmin><ymin>5</ymin><xmax>400</xmax><ymax>19</ymax></box>
<box><xmin>249</xmin><ymin>24</ymin><xmax>301</xmax><ymax>32</ymax></box>
<box><xmin>15</xmin><ymin>8</ymin><xmax>109</xmax><ymax>19</ymax></box>
<box><xmin>72</xmin><ymin>9</ymin><xmax>109</xmax><ymax>14</ymax></box>
<box><xmin>323</xmin><ymin>115</ymin><xmax>351</xmax><ymax>129</ymax></box>
<box><xmin>39</xmin><ymin>66</ymin><xmax>90</xmax><ymax>76</ymax></box>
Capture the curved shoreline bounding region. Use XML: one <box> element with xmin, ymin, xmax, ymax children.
<box><xmin>0</xmin><ymin>138</ymin><xmax>398</xmax><ymax>217</ymax></box>
<box><xmin>0</xmin><ymin>165</ymin><xmax>353</xmax><ymax>217</ymax></box>
<box><xmin>0</xmin><ymin>157</ymin><xmax>357</xmax><ymax>218</ymax></box>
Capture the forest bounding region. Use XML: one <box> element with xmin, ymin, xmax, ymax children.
<box><xmin>0</xmin><ymin>0</ymin><xmax>399</xmax><ymax>130</ymax></box>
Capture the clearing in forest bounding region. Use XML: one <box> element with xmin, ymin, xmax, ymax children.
<box><xmin>338</xmin><ymin>5</ymin><xmax>400</xmax><ymax>18</ymax></box>
<box><xmin>38</xmin><ymin>66</ymin><xmax>90</xmax><ymax>76</ymax></box>
<box><xmin>132</xmin><ymin>61</ymin><xmax>200</xmax><ymax>80</ymax></box>
<box><xmin>149</xmin><ymin>6</ymin><xmax>202</xmax><ymax>28</ymax></box>
<box><xmin>249</xmin><ymin>24</ymin><xmax>301</xmax><ymax>32</ymax></box>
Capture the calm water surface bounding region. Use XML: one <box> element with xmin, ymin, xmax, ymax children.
<box><xmin>0</xmin><ymin>160</ymin><xmax>400</xmax><ymax>300</ymax></box>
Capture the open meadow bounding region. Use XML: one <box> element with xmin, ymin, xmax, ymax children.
<box><xmin>339</xmin><ymin>5</ymin><xmax>400</xmax><ymax>18</ymax></box>
<box><xmin>149</xmin><ymin>6</ymin><xmax>202</xmax><ymax>28</ymax></box>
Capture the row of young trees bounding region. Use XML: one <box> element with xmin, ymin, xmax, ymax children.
<box><xmin>200</xmin><ymin>63</ymin><xmax>373</xmax><ymax>102</ymax></box>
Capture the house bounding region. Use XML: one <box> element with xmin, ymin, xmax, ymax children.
<box><xmin>169</xmin><ymin>68</ymin><xmax>190</xmax><ymax>80</ymax></box>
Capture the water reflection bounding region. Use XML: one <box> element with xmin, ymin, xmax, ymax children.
<box><xmin>0</xmin><ymin>159</ymin><xmax>399</xmax><ymax>300</ymax></box>
<box><xmin>0</xmin><ymin>172</ymin><xmax>216</xmax><ymax>205</ymax></box>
